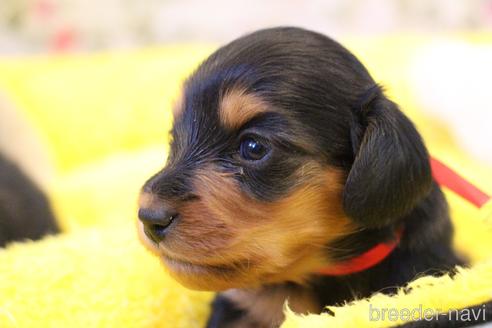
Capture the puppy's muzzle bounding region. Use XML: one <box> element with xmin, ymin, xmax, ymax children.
<box><xmin>138</xmin><ymin>206</ymin><xmax>178</xmax><ymax>243</ymax></box>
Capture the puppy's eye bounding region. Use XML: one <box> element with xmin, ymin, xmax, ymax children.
<box><xmin>240</xmin><ymin>137</ymin><xmax>268</xmax><ymax>161</ymax></box>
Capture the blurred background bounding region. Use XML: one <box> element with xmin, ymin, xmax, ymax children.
<box><xmin>1</xmin><ymin>0</ymin><xmax>492</xmax><ymax>53</ymax></box>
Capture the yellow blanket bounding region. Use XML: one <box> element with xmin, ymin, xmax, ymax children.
<box><xmin>0</xmin><ymin>36</ymin><xmax>491</xmax><ymax>327</ymax></box>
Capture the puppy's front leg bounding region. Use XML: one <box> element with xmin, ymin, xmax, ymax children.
<box><xmin>206</xmin><ymin>293</ymin><xmax>259</xmax><ymax>328</ymax></box>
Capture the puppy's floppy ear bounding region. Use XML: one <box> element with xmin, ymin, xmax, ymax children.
<box><xmin>343</xmin><ymin>86</ymin><xmax>432</xmax><ymax>228</ymax></box>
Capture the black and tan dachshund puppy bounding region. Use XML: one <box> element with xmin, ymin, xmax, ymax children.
<box><xmin>138</xmin><ymin>27</ymin><xmax>465</xmax><ymax>327</ymax></box>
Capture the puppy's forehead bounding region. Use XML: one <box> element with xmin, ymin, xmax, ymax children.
<box><xmin>175</xmin><ymin>85</ymin><xmax>270</xmax><ymax>130</ymax></box>
<box><xmin>174</xmin><ymin>66</ymin><xmax>274</xmax><ymax>136</ymax></box>
<box><xmin>176</xmin><ymin>64</ymin><xmax>269</xmax><ymax>127</ymax></box>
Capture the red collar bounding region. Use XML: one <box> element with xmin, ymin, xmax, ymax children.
<box><xmin>317</xmin><ymin>229</ymin><xmax>402</xmax><ymax>276</ymax></box>
<box><xmin>317</xmin><ymin>157</ymin><xmax>490</xmax><ymax>276</ymax></box>
<box><xmin>430</xmin><ymin>158</ymin><xmax>489</xmax><ymax>208</ymax></box>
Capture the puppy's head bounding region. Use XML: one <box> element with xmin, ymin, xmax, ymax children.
<box><xmin>138</xmin><ymin>27</ymin><xmax>432</xmax><ymax>291</ymax></box>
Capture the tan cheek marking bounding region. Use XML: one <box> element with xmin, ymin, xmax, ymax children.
<box><xmin>219</xmin><ymin>89</ymin><xmax>269</xmax><ymax>129</ymax></box>
<box><xmin>193</xmin><ymin>170</ymin><xmax>265</xmax><ymax>226</ymax></box>
<box><xmin>197</xmin><ymin>167</ymin><xmax>354</xmax><ymax>269</ymax></box>
<box><xmin>248</xmin><ymin>171</ymin><xmax>354</xmax><ymax>283</ymax></box>
<box><xmin>155</xmin><ymin>165</ymin><xmax>357</xmax><ymax>289</ymax></box>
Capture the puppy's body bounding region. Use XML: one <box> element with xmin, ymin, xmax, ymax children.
<box><xmin>138</xmin><ymin>27</ymin><xmax>465</xmax><ymax>328</ymax></box>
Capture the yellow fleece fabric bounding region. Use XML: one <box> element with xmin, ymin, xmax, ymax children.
<box><xmin>0</xmin><ymin>35</ymin><xmax>491</xmax><ymax>327</ymax></box>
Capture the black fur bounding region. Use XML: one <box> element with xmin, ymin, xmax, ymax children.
<box><xmin>140</xmin><ymin>27</ymin><xmax>469</xmax><ymax>327</ymax></box>
<box><xmin>345</xmin><ymin>86</ymin><xmax>433</xmax><ymax>228</ymax></box>
<box><xmin>0</xmin><ymin>153</ymin><xmax>58</xmax><ymax>247</ymax></box>
<box><xmin>206</xmin><ymin>295</ymin><xmax>247</xmax><ymax>328</ymax></box>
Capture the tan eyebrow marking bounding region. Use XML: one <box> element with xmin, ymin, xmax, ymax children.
<box><xmin>219</xmin><ymin>89</ymin><xmax>269</xmax><ymax>129</ymax></box>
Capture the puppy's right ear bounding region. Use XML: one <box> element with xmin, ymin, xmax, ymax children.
<box><xmin>343</xmin><ymin>86</ymin><xmax>432</xmax><ymax>228</ymax></box>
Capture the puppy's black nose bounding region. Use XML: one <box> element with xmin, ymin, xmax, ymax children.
<box><xmin>138</xmin><ymin>207</ymin><xmax>178</xmax><ymax>243</ymax></box>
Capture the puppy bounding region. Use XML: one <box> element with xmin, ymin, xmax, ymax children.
<box><xmin>138</xmin><ymin>27</ymin><xmax>465</xmax><ymax>328</ymax></box>
<box><xmin>0</xmin><ymin>152</ymin><xmax>58</xmax><ymax>247</ymax></box>
<box><xmin>0</xmin><ymin>93</ymin><xmax>58</xmax><ymax>247</ymax></box>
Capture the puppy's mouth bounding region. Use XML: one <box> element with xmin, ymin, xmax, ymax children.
<box><xmin>161</xmin><ymin>254</ymin><xmax>252</xmax><ymax>277</ymax></box>
<box><xmin>138</xmin><ymin>220</ymin><xmax>242</xmax><ymax>272</ymax></box>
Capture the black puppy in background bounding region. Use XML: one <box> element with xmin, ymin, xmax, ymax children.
<box><xmin>138</xmin><ymin>27</ymin><xmax>467</xmax><ymax>327</ymax></box>
<box><xmin>0</xmin><ymin>152</ymin><xmax>58</xmax><ymax>247</ymax></box>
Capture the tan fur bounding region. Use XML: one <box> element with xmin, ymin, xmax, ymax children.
<box><xmin>139</xmin><ymin>162</ymin><xmax>356</xmax><ymax>291</ymax></box>
<box><xmin>219</xmin><ymin>89</ymin><xmax>268</xmax><ymax>129</ymax></box>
